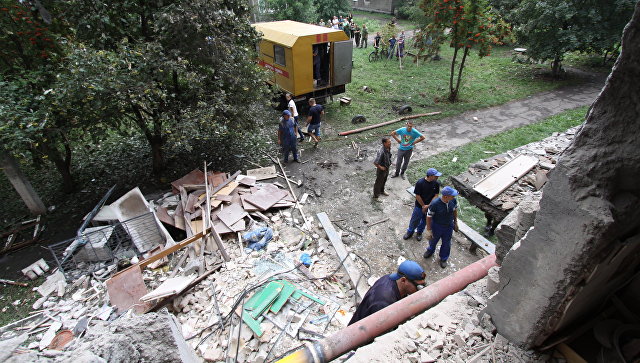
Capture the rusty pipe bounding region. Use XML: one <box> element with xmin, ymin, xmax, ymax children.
<box><xmin>277</xmin><ymin>254</ymin><xmax>498</xmax><ymax>363</ymax></box>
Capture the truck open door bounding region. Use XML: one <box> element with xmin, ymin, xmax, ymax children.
<box><xmin>332</xmin><ymin>40</ymin><xmax>352</xmax><ymax>86</ymax></box>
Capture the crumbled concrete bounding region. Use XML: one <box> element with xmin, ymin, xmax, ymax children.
<box><xmin>347</xmin><ymin>279</ymin><xmax>547</xmax><ymax>363</ymax></box>
<box><xmin>485</xmin><ymin>6</ymin><xmax>640</xmax><ymax>347</ymax></box>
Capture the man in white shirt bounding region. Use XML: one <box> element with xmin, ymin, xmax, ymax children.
<box><xmin>286</xmin><ymin>93</ymin><xmax>304</xmax><ymax>142</ymax></box>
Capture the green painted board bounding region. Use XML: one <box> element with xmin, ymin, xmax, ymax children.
<box><xmin>270</xmin><ymin>281</ymin><xmax>296</xmax><ymax>313</ymax></box>
<box><xmin>247</xmin><ymin>281</ymin><xmax>283</xmax><ymax>319</ymax></box>
<box><xmin>242</xmin><ymin>311</ymin><xmax>263</xmax><ymax>337</ymax></box>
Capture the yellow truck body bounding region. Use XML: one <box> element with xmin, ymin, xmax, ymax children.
<box><xmin>253</xmin><ymin>20</ymin><xmax>353</xmax><ymax>104</ymax></box>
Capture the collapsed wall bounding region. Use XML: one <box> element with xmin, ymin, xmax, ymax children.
<box><xmin>485</xmin><ymin>2</ymin><xmax>640</xmax><ymax>348</ymax></box>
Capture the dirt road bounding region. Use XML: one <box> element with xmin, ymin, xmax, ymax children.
<box><xmin>282</xmin><ymin>69</ymin><xmax>606</xmax><ymax>284</ymax></box>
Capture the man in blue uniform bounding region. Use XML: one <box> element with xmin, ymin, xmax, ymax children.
<box><xmin>278</xmin><ymin>110</ymin><xmax>299</xmax><ymax>163</ymax></box>
<box><xmin>348</xmin><ymin>260</ymin><xmax>426</xmax><ymax>325</ymax></box>
<box><xmin>424</xmin><ymin>186</ymin><xmax>459</xmax><ymax>268</ymax></box>
<box><xmin>403</xmin><ymin>168</ymin><xmax>442</xmax><ymax>241</ymax></box>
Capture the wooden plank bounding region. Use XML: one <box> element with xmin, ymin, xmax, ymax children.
<box><xmin>217</xmin><ymin>203</ymin><xmax>247</xmax><ymax>229</ymax></box>
<box><xmin>140</xmin><ymin>275</ymin><xmax>197</xmax><ymax>301</ymax></box>
<box><xmin>338</xmin><ymin>112</ymin><xmax>441</xmax><ymax>136</ymax></box>
<box><xmin>105</xmin><ymin>265</ymin><xmax>154</xmax><ymax>314</ymax></box>
<box><xmin>113</xmin><ymin>230</ymin><xmax>207</xmax><ymax>278</ymax></box>
<box><xmin>210</xmin><ymin>181</ymin><xmax>240</xmax><ymax>209</ymax></box>
<box><xmin>156</xmin><ymin>206</ymin><xmax>175</xmax><ymax>227</ymax></box>
<box><xmin>457</xmin><ymin>220</ymin><xmax>496</xmax><ymax>255</ymax></box>
<box><xmin>215</xmin><ymin>195</ymin><xmax>233</xmax><ymax>202</ymax></box>
<box><xmin>211</xmin><ymin>225</ymin><xmax>231</xmax><ymax>262</ymax></box>
<box><xmin>316</xmin><ymin>212</ymin><xmax>368</xmax><ymax>302</ymax></box>
<box><xmin>240</xmin><ymin>195</ymin><xmax>260</xmax><ymax>212</ymax></box>
<box><xmin>213</xmin><ymin>220</ymin><xmax>233</xmax><ymax>234</ymax></box>
<box><xmin>246</xmin><ymin>166</ymin><xmax>277</xmax><ymax>181</ymax></box>
<box><xmin>236</xmin><ymin>175</ymin><xmax>257</xmax><ymax>186</ymax></box>
<box><xmin>171</xmin><ymin>169</ymin><xmax>204</xmax><ymax>194</ymax></box>
<box><xmin>174</xmin><ymin>203</ymin><xmax>185</xmax><ymax>230</ymax></box>
<box><xmin>245</xmin><ymin>189</ymin><xmax>288</xmax><ymax>211</ymax></box>
<box><xmin>473</xmin><ymin>154</ymin><xmax>538</xmax><ymax>200</ymax></box>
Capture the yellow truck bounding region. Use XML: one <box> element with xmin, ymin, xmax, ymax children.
<box><xmin>252</xmin><ymin>20</ymin><xmax>353</xmax><ymax>108</ymax></box>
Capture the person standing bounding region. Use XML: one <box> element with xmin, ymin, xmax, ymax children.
<box><xmin>373</xmin><ymin>137</ymin><xmax>392</xmax><ymax>201</ymax></box>
<box><xmin>387</xmin><ymin>34</ymin><xmax>397</xmax><ymax>59</ymax></box>
<box><xmin>403</xmin><ymin>168</ymin><xmax>442</xmax><ymax>240</ymax></box>
<box><xmin>361</xmin><ymin>24</ymin><xmax>368</xmax><ymax>48</ymax></box>
<box><xmin>390</xmin><ymin>121</ymin><xmax>425</xmax><ymax>179</ymax></box>
<box><xmin>306</xmin><ymin>98</ymin><xmax>324</xmax><ymax>147</ymax></box>
<box><xmin>286</xmin><ymin>93</ymin><xmax>304</xmax><ymax>142</ymax></box>
<box><xmin>397</xmin><ymin>30</ymin><xmax>405</xmax><ymax>59</ymax></box>
<box><xmin>373</xmin><ymin>32</ymin><xmax>382</xmax><ymax>49</ymax></box>
<box><xmin>423</xmin><ymin>186</ymin><xmax>459</xmax><ymax>268</ymax></box>
<box><xmin>313</xmin><ymin>46</ymin><xmax>321</xmax><ymax>86</ymax></box>
<box><xmin>278</xmin><ymin>110</ymin><xmax>300</xmax><ymax>163</ymax></box>
<box><xmin>353</xmin><ymin>23</ymin><xmax>361</xmax><ymax>48</ymax></box>
<box><xmin>348</xmin><ymin>260</ymin><xmax>426</xmax><ymax>325</ymax></box>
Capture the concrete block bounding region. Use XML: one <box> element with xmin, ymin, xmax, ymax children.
<box><xmin>486</xmin><ymin>266</ymin><xmax>500</xmax><ymax>294</ymax></box>
<box><xmin>494</xmin><ymin>208</ymin><xmax>518</xmax><ymax>263</ymax></box>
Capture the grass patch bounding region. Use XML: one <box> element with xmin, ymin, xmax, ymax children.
<box><xmin>323</xmin><ymin>42</ymin><xmax>583</xmax><ymax>144</ymax></box>
<box><xmin>0</xmin><ymin>277</ymin><xmax>44</xmax><ymax>326</ymax></box>
<box><xmin>406</xmin><ymin>106</ymin><xmax>588</xmax><ymax>236</ymax></box>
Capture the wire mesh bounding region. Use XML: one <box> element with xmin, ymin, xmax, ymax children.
<box><xmin>48</xmin><ymin>212</ymin><xmax>164</xmax><ymax>280</ymax></box>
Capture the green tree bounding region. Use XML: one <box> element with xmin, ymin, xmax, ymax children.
<box><xmin>491</xmin><ymin>0</ymin><xmax>636</xmax><ymax>76</ymax></box>
<box><xmin>60</xmin><ymin>0</ymin><xmax>271</xmax><ymax>175</ymax></box>
<box><xmin>419</xmin><ymin>0</ymin><xmax>509</xmax><ymax>102</ymax></box>
<box><xmin>0</xmin><ymin>1</ymin><xmax>95</xmax><ymax>192</ymax></box>
<box><xmin>266</xmin><ymin>0</ymin><xmax>317</xmax><ymax>23</ymax></box>
<box><xmin>314</xmin><ymin>0</ymin><xmax>350</xmax><ymax>22</ymax></box>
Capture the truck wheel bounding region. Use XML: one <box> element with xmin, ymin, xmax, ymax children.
<box><xmin>351</xmin><ymin>115</ymin><xmax>367</xmax><ymax>124</ymax></box>
<box><xmin>398</xmin><ymin>105</ymin><xmax>412</xmax><ymax>115</ymax></box>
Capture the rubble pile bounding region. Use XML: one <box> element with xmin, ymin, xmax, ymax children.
<box><xmin>0</xmin><ymin>166</ymin><xmax>371</xmax><ymax>362</ymax></box>
<box><xmin>348</xmin><ymin>279</ymin><xmax>550</xmax><ymax>363</ymax></box>
<box><xmin>452</xmin><ymin>127</ymin><xmax>579</xmax><ymax>230</ymax></box>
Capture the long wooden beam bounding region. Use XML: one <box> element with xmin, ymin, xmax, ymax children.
<box><xmin>338</xmin><ymin>112</ymin><xmax>441</xmax><ymax>136</ymax></box>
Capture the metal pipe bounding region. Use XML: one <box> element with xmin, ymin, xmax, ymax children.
<box><xmin>277</xmin><ymin>254</ymin><xmax>498</xmax><ymax>363</ymax></box>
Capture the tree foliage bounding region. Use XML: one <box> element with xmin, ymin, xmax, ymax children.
<box><xmin>491</xmin><ymin>0</ymin><xmax>636</xmax><ymax>75</ymax></box>
<box><xmin>314</xmin><ymin>0</ymin><xmax>351</xmax><ymax>22</ymax></box>
<box><xmin>1</xmin><ymin>0</ymin><xmax>271</xmax><ymax>192</ymax></box>
<box><xmin>418</xmin><ymin>0</ymin><xmax>509</xmax><ymax>102</ymax></box>
<box><xmin>266</xmin><ymin>0</ymin><xmax>317</xmax><ymax>23</ymax></box>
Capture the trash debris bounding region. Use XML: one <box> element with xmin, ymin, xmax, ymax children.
<box><xmin>243</xmin><ymin>227</ymin><xmax>273</xmax><ymax>252</ymax></box>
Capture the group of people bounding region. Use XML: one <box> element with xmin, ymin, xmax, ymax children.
<box><xmin>318</xmin><ymin>14</ymin><xmax>370</xmax><ymax>48</ymax></box>
<box><xmin>350</xmin><ymin>120</ymin><xmax>460</xmax><ymax>325</ymax></box>
<box><xmin>373</xmin><ymin>120</ymin><xmax>459</xmax><ymax>269</ymax></box>
<box><xmin>277</xmin><ymin>95</ymin><xmax>324</xmax><ymax>163</ymax></box>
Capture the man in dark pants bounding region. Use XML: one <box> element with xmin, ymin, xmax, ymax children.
<box><xmin>403</xmin><ymin>168</ymin><xmax>442</xmax><ymax>240</ymax></box>
<box><xmin>390</xmin><ymin>121</ymin><xmax>425</xmax><ymax>179</ymax></box>
<box><xmin>361</xmin><ymin>24</ymin><xmax>368</xmax><ymax>48</ymax></box>
<box><xmin>306</xmin><ymin>98</ymin><xmax>324</xmax><ymax>147</ymax></box>
<box><xmin>373</xmin><ymin>137</ymin><xmax>392</xmax><ymax>201</ymax></box>
<box><xmin>348</xmin><ymin>260</ymin><xmax>426</xmax><ymax>325</ymax></box>
<box><xmin>277</xmin><ymin>110</ymin><xmax>299</xmax><ymax>163</ymax></box>
<box><xmin>424</xmin><ymin>186</ymin><xmax>459</xmax><ymax>268</ymax></box>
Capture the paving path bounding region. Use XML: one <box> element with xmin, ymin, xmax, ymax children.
<box><xmin>288</xmin><ymin>70</ymin><xmax>607</xmax><ymax>282</ymax></box>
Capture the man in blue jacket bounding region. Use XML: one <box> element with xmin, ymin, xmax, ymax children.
<box><xmin>348</xmin><ymin>260</ymin><xmax>426</xmax><ymax>325</ymax></box>
<box><xmin>403</xmin><ymin>168</ymin><xmax>442</xmax><ymax>240</ymax></box>
<box><xmin>424</xmin><ymin>186</ymin><xmax>459</xmax><ymax>268</ymax></box>
<box><xmin>278</xmin><ymin>110</ymin><xmax>299</xmax><ymax>163</ymax></box>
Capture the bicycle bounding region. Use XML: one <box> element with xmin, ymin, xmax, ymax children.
<box><xmin>368</xmin><ymin>47</ymin><xmax>389</xmax><ymax>62</ymax></box>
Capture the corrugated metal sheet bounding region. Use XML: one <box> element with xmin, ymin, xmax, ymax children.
<box><xmin>253</xmin><ymin>20</ymin><xmax>346</xmax><ymax>47</ymax></box>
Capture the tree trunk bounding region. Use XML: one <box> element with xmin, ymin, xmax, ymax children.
<box><xmin>150</xmin><ymin>134</ymin><xmax>164</xmax><ymax>175</ymax></box>
<box><xmin>449</xmin><ymin>46</ymin><xmax>460</xmax><ymax>100</ymax></box>
<box><xmin>450</xmin><ymin>47</ymin><xmax>470</xmax><ymax>103</ymax></box>
<box><xmin>42</xmin><ymin>141</ymin><xmax>75</xmax><ymax>193</ymax></box>
<box><xmin>551</xmin><ymin>56</ymin><xmax>562</xmax><ymax>79</ymax></box>
<box><xmin>0</xmin><ymin>150</ymin><xmax>47</xmax><ymax>214</ymax></box>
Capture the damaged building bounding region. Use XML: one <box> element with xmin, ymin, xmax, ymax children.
<box><xmin>1</xmin><ymin>3</ymin><xmax>639</xmax><ymax>363</ymax></box>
